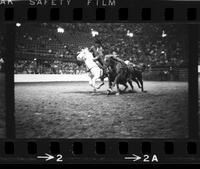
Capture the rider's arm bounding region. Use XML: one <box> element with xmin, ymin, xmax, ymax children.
<box><xmin>113</xmin><ymin>55</ymin><xmax>125</xmax><ymax>63</ymax></box>
<box><xmin>93</xmin><ymin>55</ymin><xmax>100</xmax><ymax>60</ymax></box>
<box><xmin>89</xmin><ymin>45</ymin><xmax>95</xmax><ymax>51</ymax></box>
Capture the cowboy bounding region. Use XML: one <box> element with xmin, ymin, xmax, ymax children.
<box><xmin>90</xmin><ymin>40</ymin><xmax>107</xmax><ymax>80</ymax></box>
<box><xmin>90</xmin><ymin>40</ymin><xmax>104</xmax><ymax>67</ymax></box>
<box><xmin>111</xmin><ymin>51</ymin><xmax>126</xmax><ymax>65</ymax></box>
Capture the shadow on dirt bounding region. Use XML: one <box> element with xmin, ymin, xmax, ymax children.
<box><xmin>62</xmin><ymin>91</ymin><xmax>106</xmax><ymax>95</ymax></box>
<box><xmin>62</xmin><ymin>90</ymin><xmax>143</xmax><ymax>96</ymax></box>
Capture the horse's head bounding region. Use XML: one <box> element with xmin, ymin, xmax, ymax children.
<box><xmin>104</xmin><ymin>55</ymin><xmax>123</xmax><ymax>68</ymax></box>
<box><xmin>104</xmin><ymin>55</ymin><xmax>114</xmax><ymax>67</ymax></box>
<box><xmin>138</xmin><ymin>63</ymin><xmax>147</xmax><ymax>72</ymax></box>
<box><xmin>77</xmin><ymin>48</ymin><xmax>90</xmax><ymax>61</ymax></box>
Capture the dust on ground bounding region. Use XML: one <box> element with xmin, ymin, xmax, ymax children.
<box><xmin>15</xmin><ymin>81</ymin><xmax>188</xmax><ymax>138</ymax></box>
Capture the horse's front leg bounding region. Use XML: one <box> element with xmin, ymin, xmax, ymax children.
<box><xmin>97</xmin><ymin>68</ymin><xmax>107</xmax><ymax>89</ymax></box>
<box><xmin>92</xmin><ymin>75</ymin><xmax>102</xmax><ymax>92</ymax></box>
<box><xmin>96</xmin><ymin>79</ymin><xmax>104</xmax><ymax>89</ymax></box>
<box><xmin>128</xmin><ymin>79</ymin><xmax>134</xmax><ymax>91</ymax></box>
<box><xmin>112</xmin><ymin>73</ymin><xmax>121</xmax><ymax>88</ymax></box>
<box><xmin>106</xmin><ymin>75</ymin><xmax>113</xmax><ymax>95</ymax></box>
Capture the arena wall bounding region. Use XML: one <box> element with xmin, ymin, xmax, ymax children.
<box><xmin>0</xmin><ymin>73</ymin><xmax>4</xmax><ymax>82</ymax></box>
<box><xmin>14</xmin><ymin>70</ymin><xmax>188</xmax><ymax>83</ymax></box>
<box><xmin>14</xmin><ymin>74</ymin><xmax>108</xmax><ymax>83</ymax></box>
<box><xmin>143</xmin><ymin>68</ymin><xmax>188</xmax><ymax>81</ymax></box>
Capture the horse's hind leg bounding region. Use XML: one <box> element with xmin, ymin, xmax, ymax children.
<box><xmin>138</xmin><ymin>78</ymin><xmax>144</xmax><ymax>92</ymax></box>
<box><xmin>128</xmin><ymin>80</ymin><xmax>134</xmax><ymax>91</ymax></box>
<box><xmin>136</xmin><ymin>79</ymin><xmax>141</xmax><ymax>89</ymax></box>
<box><xmin>116</xmin><ymin>83</ymin><xmax>121</xmax><ymax>95</ymax></box>
<box><xmin>132</xmin><ymin>78</ymin><xmax>141</xmax><ymax>89</ymax></box>
<box><xmin>112</xmin><ymin>73</ymin><xmax>121</xmax><ymax>88</ymax></box>
<box><xmin>122</xmin><ymin>82</ymin><xmax>128</xmax><ymax>92</ymax></box>
<box><xmin>141</xmin><ymin>80</ymin><xmax>144</xmax><ymax>92</ymax></box>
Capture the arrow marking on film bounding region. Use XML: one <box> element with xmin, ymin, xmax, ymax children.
<box><xmin>37</xmin><ymin>153</ymin><xmax>54</xmax><ymax>161</ymax></box>
<box><xmin>124</xmin><ymin>154</ymin><xmax>141</xmax><ymax>162</ymax></box>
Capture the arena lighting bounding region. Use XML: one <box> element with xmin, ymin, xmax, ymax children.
<box><xmin>162</xmin><ymin>30</ymin><xmax>167</xmax><ymax>38</ymax></box>
<box><xmin>91</xmin><ymin>29</ymin><xmax>99</xmax><ymax>37</ymax></box>
<box><xmin>16</xmin><ymin>23</ymin><xmax>21</xmax><ymax>27</ymax></box>
<box><xmin>0</xmin><ymin>58</ymin><xmax>4</xmax><ymax>63</ymax></box>
<box><xmin>57</xmin><ymin>27</ymin><xmax>64</xmax><ymax>33</ymax></box>
<box><xmin>127</xmin><ymin>30</ymin><xmax>133</xmax><ymax>37</ymax></box>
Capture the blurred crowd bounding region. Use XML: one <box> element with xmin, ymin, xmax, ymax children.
<box><xmin>1</xmin><ymin>23</ymin><xmax>188</xmax><ymax>74</ymax></box>
<box><xmin>0</xmin><ymin>30</ymin><xmax>5</xmax><ymax>73</ymax></box>
<box><xmin>14</xmin><ymin>60</ymin><xmax>86</xmax><ymax>74</ymax></box>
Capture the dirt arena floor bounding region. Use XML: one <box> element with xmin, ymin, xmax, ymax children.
<box><xmin>15</xmin><ymin>81</ymin><xmax>188</xmax><ymax>138</ymax></box>
<box><xmin>0</xmin><ymin>73</ymin><xmax>5</xmax><ymax>138</ymax></box>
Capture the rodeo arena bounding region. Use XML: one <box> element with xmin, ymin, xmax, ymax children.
<box><xmin>1</xmin><ymin>23</ymin><xmax>189</xmax><ymax>138</ymax></box>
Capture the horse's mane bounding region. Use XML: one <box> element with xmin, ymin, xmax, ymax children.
<box><xmin>105</xmin><ymin>55</ymin><xmax>127</xmax><ymax>73</ymax></box>
<box><xmin>109</xmin><ymin>56</ymin><xmax>126</xmax><ymax>66</ymax></box>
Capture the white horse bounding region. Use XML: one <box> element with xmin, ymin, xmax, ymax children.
<box><xmin>77</xmin><ymin>48</ymin><xmax>104</xmax><ymax>92</ymax></box>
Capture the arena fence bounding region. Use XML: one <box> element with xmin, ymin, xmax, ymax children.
<box><xmin>143</xmin><ymin>68</ymin><xmax>188</xmax><ymax>81</ymax></box>
<box><xmin>14</xmin><ymin>74</ymin><xmax>108</xmax><ymax>83</ymax></box>
<box><xmin>14</xmin><ymin>68</ymin><xmax>188</xmax><ymax>83</ymax></box>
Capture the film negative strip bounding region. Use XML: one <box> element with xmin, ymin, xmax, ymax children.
<box><xmin>0</xmin><ymin>0</ymin><xmax>199</xmax><ymax>164</ymax></box>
